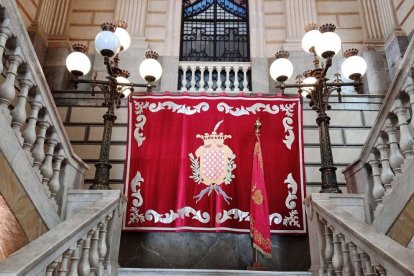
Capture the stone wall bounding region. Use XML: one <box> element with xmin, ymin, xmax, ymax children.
<box><xmin>68</xmin><ymin>0</ymin><xmax>116</xmax><ymax>53</ymax></box>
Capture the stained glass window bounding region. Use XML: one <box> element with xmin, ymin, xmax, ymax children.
<box><xmin>180</xmin><ymin>0</ymin><xmax>250</xmax><ymax>62</ymax></box>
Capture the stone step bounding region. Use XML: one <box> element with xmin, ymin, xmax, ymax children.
<box><xmin>118</xmin><ymin>268</ymin><xmax>311</xmax><ymax>276</ymax></box>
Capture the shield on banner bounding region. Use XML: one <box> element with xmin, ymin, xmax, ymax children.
<box><xmin>189</xmin><ymin>120</ymin><xmax>236</xmax><ymax>204</ymax></box>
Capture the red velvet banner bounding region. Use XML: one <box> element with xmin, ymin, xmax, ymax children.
<box><xmin>123</xmin><ymin>94</ymin><xmax>306</xmax><ymax>233</ymax></box>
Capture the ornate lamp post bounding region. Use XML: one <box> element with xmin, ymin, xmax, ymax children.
<box><xmin>65</xmin><ymin>21</ymin><xmax>162</xmax><ymax>190</ymax></box>
<box><xmin>269</xmin><ymin>23</ymin><xmax>367</xmax><ymax>193</ymax></box>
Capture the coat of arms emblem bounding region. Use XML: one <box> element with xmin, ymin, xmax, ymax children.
<box><xmin>189</xmin><ymin>120</ymin><xmax>236</xmax><ymax>204</ymax></box>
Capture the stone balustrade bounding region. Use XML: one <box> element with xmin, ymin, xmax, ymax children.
<box><xmin>0</xmin><ymin>191</ymin><xmax>124</xmax><ymax>275</ymax></box>
<box><xmin>178</xmin><ymin>61</ymin><xmax>252</xmax><ymax>92</ymax></box>
<box><xmin>343</xmin><ymin>34</ymin><xmax>414</xmax><ymax>222</ymax></box>
<box><xmin>0</xmin><ymin>0</ymin><xmax>88</xmax><ymax>222</ymax></box>
<box><xmin>305</xmin><ymin>194</ymin><xmax>414</xmax><ymax>276</ymax></box>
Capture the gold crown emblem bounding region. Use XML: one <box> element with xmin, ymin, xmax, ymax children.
<box><xmin>196</xmin><ymin>132</ymin><xmax>232</xmax><ymax>142</ymax></box>
<box><xmin>197</xmin><ymin>120</ymin><xmax>230</xmax><ymax>143</ymax></box>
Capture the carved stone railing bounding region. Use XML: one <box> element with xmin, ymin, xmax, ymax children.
<box><xmin>0</xmin><ymin>191</ymin><xmax>124</xmax><ymax>275</ymax></box>
<box><xmin>343</xmin><ymin>34</ymin><xmax>414</xmax><ymax>223</ymax></box>
<box><xmin>0</xmin><ymin>0</ymin><xmax>88</xmax><ymax>224</ymax></box>
<box><xmin>178</xmin><ymin>61</ymin><xmax>252</xmax><ymax>92</ymax></box>
<box><xmin>305</xmin><ymin>194</ymin><xmax>414</xmax><ymax>276</ymax></box>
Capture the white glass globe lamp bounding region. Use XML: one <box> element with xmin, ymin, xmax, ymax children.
<box><xmin>341</xmin><ymin>48</ymin><xmax>367</xmax><ymax>81</ymax></box>
<box><xmin>302</xmin><ymin>76</ymin><xmax>317</xmax><ymax>94</ymax></box>
<box><xmin>315</xmin><ymin>24</ymin><xmax>341</xmax><ymax>59</ymax></box>
<box><xmin>139</xmin><ymin>50</ymin><xmax>163</xmax><ymax>83</ymax></box>
<box><xmin>114</xmin><ymin>20</ymin><xmax>131</xmax><ymax>51</ymax></box>
<box><xmin>269</xmin><ymin>51</ymin><xmax>294</xmax><ymax>82</ymax></box>
<box><xmin>66</xmin><ymin>44</ymin><xmax>91</xmax><ymax>76</ymax></box>
<box><xmin>94</xmin><ymin>22</ymin><xmax>121</xmax><ymax>57</ymax></box>
<box><xmin>116</xmin><ymin>75</ymin><xmax>132</xmax><ymax>97</ymax></box>
<box><xmin>302</xmin><ymin>24</ymin><xmax>322</xmax><ymax>53</ymax></box>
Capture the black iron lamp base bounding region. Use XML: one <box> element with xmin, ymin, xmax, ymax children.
<box><xmin>320</xmin><ymin>187</ymin><xmax>342</xmax><ymax>193</ymax></box>
<box><xmin>89</xmin><ymin>162</ymin><xmax>112</xmax><ymax>190</ymax></box>
<box><xmin>89</xmin><ymin>183</ymin><xmax>112</xmax><ymax>190</ymax></box>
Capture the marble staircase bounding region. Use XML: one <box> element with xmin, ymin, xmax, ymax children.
<box><xmin>304</xmin><ymin>34</ymin><xmax>414</xmax><ymax>275</ymax></box>
<box><xmin>343</xmin><ymin>33</ymin><xmax>414</xmax><ymax>226</ymax></box>
<box><xmin>1</xmin><ymin>0</ymin><xmax>414</xmax><ymax>275</ymax></box>
<box><xmin>0</xmin><ymin>1</ymin><xmax>124</xmax><ymax>274</ymax></box>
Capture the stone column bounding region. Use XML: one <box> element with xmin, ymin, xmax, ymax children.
<box><xmin>37</xmin><ymin>0</ymin><xmax>71</xmax><ymax>47</ymax></box>
<box><xmin>160</xmin><ymin>0</ymin><xmax>182</xmax><ymax>92</ymax></box>
<box><xmin>381</xmin><ymin>0</ymin><xmax>408</xmax><ymax>78</ymax></box>
<box><xmin>249</xmin><ymin>0</ymin><xmax>270</xmax><ymax>93</ymax></box>
<box><xmin>115</xmin><ymin>0</ymin><xmax>148</xmax><ymax>47</ymax></box>
<box><xmin>356</xmin><ymin>0</ymin><xmax>392</xmax><ymax>94</ymax></box>
<box><xmin>378</xmin><ymin>0</ymin><xmax>399</xmax><ymax>38</ymax></box>
<box><xmin>283</xmin><ymin>0</ymin><xmax>317</xmax><ymax>50</ymax></box>
<box><xmin>358</xmin><ymin>0</ymin><xmax>408</xmax><ymax>79</ymax></box>
<box><xmin>358</xmin><ymin>0</ymin><xmax>384</xmax><ymax>43</ymax></box>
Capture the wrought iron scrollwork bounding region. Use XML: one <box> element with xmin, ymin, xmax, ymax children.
<box><xmin>180</xmin><ymin>0</ymin><xmax>250</xmax><ymax>62</ymax></box>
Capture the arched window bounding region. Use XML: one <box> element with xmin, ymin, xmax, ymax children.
<box><xmin>180</xmin><ymin>0</ymin><xmax>250</xmax><ymax>62</ymax></box>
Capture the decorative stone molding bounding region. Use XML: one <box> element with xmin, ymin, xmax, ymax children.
<box><xmin>36</xmin><ymin>0</ymin><xmax>71</xmax><ymax>47</ymax></box>
<box><xmin>357</xmin><ymin>0</ymin><xmax>404</xmax><ymax>47</ymax></box>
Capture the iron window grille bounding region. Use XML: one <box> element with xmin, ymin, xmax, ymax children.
<box><xmin>180</xmin><ymin>0</ymin><xmax>250</xmax><ymax>62</ymax></box>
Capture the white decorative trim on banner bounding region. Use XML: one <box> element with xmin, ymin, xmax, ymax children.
<box><xmin>128</xmin><ymin>171</ymin><xmax>145</xmax><ymax>224</ymax></box>
<box><xmin>284</xmin><ymin>173</ymin><xmax>298</xmax><ymax>209</ymax></box>
<box><xmin>215</xmin><ymin>209</ymin><xmax>283</xmax><ymax>225</ymax></box>
<box><xmin>129</xmin><ymin>171</ymin><xmax>298</xmax><ymax>226</ymax></box>
<box><xmin>134</xmin><ymin>101</ymin><xmax>150</xmax><ymax>147</ymax></box>
<box><xmin>144</xmin><ymin>207</ymin><xmax>210</xmax><ymax>224</ymax></box>
<box><xmin>149</xmin><ymin>101</ymin><xmax>209</xmax><ymax>115</ymax></box>
<box><xmin>283</xmin><ymin>173</ymin><xmax>301</xmax><ymax>228</ymax></box>
<box><xmin>280</xmin><ymin>103</ymin><xmax>296</xmax><ymax>150</ymax></box>
<box><xmin>216</xmin><ymin>208</ymin><xmax>250</xmax><ymax>223</ymax></box>
<box><xmin>282</xmin><ymin>117</ymin><xmax>295</xmax><ymax>150</ymax></box>
<box><xmin>283</xmin><ymin>210</ymin><xmax>300</xmax><ymax>227</ymax></box>
<box><xmin>280</xmin><ymin>103</ymin><xmax>295</xmax><ymax>117</ymax></box>
<box><xmin>269</xmin><ymin>213</ymin><xmax>283</xmax><ymax>224</ymax></box>
<box><xmin>217</xmin><ymin>102</ymin><xmax>279</xmax><ymax>116</ymax></box>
